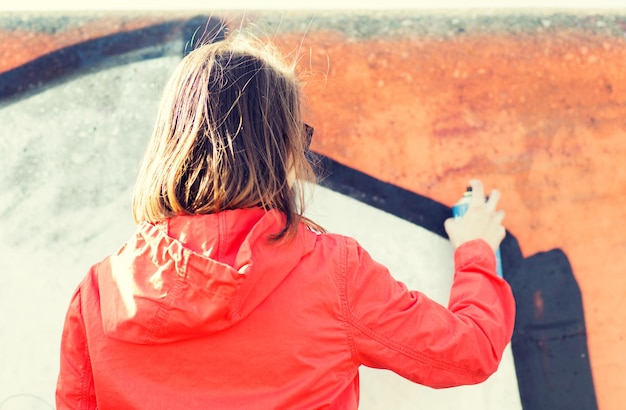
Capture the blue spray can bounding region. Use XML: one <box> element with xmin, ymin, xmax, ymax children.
<box><xmin>452</xmin><ymin>186</ymin><xmax>503</xmax><ymax>278</ymax></box>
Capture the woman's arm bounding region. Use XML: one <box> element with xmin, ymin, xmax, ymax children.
<box><xmin>342</xmin><ymin>237</ymin><xmax>515</xmax><ymax>388</ymax></box>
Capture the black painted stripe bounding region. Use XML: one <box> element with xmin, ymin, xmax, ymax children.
<box><xmin>0</xmin><ymin>16</ymin><xmax>226</xmax><ymax>101</ymax></box>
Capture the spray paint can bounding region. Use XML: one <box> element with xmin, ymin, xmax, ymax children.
<box><xmin>452</xmin><ymin>186</ymin><xmax>503</xmax><ymax>278</ymax></box>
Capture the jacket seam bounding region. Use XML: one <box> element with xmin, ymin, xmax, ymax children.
<box><xmin>218</xmin><ymin>212</ymin><xmax>226</xmax><ymax>262</ymax></box>
<box><xmin>77</xmin><ymin>286</ymin><xmax>96</xmax><ymax>410</ymax></box>
<box><xmin>346</xmin><ymin>309</ymin><xmax>486</xmax><ymax>378</ymax></box>
<box><xmin>338</xmin><ymin>238</ymin><xmax>361</xmax><ymax>367</ymax></box>
<box><xmin>144</xmin><ymin>276</ymin><xmax>186</xmax><ymax>343</ymax></box>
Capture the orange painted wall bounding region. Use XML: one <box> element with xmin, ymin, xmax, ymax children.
<box><xmin>270</xmin><ymin>24</ymin><xmax>626</xmax><ymax>410</ymax></box>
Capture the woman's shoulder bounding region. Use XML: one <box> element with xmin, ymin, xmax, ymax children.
<box><xmin>303</xmin><ymin>227</ymin><xmax>368</xmax><ymax>267</ymax></box>
<box><xmin>308</xmin><ymin>228</ymin><xmax>359</xmax><ymax>249</ymax></box>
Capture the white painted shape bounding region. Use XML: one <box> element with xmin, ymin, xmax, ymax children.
<box><xmin>0</xmin><ymin>55</ymin><xmax>180</xmax><ymax>409</ymax></box>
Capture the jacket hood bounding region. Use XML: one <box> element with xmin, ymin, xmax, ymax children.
<box><xmin>97</xmin><ymin>208</ymin><xmax>316</xmax><ymax>345</ymax></box>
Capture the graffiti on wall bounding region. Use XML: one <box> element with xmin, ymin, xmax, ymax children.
<box><xmin>2</xmin><ymin>10</ymin><xmax>623</xmax><ymax>409</ymax></box>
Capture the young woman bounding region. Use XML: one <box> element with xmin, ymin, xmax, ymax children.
<box><xmin>56</xmin><ymin>32</ymin><xmax>514</xmax><ymax>409</ymax></box>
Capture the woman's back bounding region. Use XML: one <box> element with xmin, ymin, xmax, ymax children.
<box><xmin>60</xmin><ymin>209</ymin><xmax>357</xmax><ymax>409</ymax></box>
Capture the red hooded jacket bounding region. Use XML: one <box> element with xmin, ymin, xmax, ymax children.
<box><xmin>56</xmin><ymin>207</ymin><xmax>515</xmax><ymax>409</ymax></box>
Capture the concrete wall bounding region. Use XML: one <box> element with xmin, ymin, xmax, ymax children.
<box><xmin>2</xmin><ymin>10</ymin><xmax>624</xmax><ymax>409</ymax></box>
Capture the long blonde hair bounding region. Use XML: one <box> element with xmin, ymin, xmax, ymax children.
<box><xmin>132</xmin><ymin>32</ymin><xmax>321</xmax><ymax>240</ymax></box>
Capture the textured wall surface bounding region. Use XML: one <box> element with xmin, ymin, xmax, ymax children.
<box><xmin>1</xmin><ymin>10</ymin><xmax>624</xmax><ymax>409</ymax></box>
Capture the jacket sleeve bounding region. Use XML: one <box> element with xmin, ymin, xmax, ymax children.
<box><xmin>343</xmin><ymin>238</ymin><xmax>516</xmax><ymax>388</ymax></box>
<box><xmin>56</xmin><ymin>285</ymin><xmax>97</xmax><ymax>410</ymax></box>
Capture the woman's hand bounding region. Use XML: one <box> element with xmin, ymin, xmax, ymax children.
<box><xmin>444</xmin><ymin>179</ymin><xmax>506</xmax><ymax>252</ymax></box>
